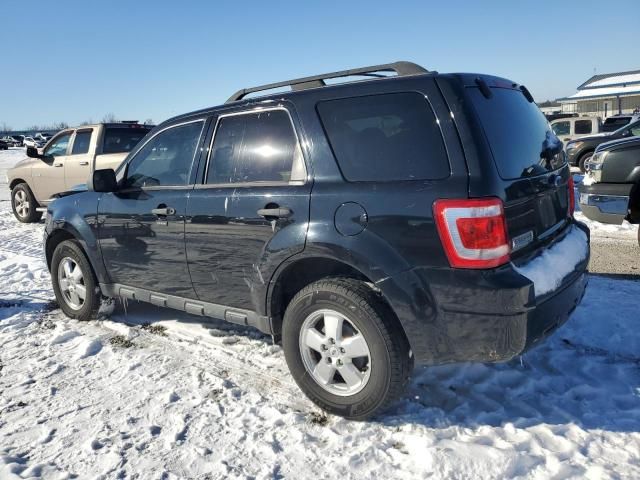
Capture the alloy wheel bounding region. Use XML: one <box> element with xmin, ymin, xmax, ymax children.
<box><xmin>57</xmin><ymin>257</ymin><xmax>87</xmax><ymax>310</ymax></box>
<box><xmin>13</xmin><ymin>190</ymin><xmax>29</xmax><ymax>219</ymax></box>
<box><xmin>299</xmin><ymin>309</ymin><xmax>372</xmax><ymax>396</ymax></box>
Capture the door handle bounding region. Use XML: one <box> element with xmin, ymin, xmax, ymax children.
<box><xmin>151</xmin><ymin>207</ymin><xmax>176</xmax><ymax>216</ymax></box>
<box><xmin>79</xmin><ymin>161</ymin><xmax>89</xmax><ymax>166</ymax></box>
<box><xmin>257</xmin><ymin>207</ymin><xmax>292</xmax><ymax>218</ymax></box>
<box><xmin>54</xmin><ymin>163</ymin><xmax>63</xmax><ymax>167</ymax></box>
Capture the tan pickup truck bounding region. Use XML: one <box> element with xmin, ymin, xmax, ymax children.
<box><xmin>8</xmin><ymin>122</ymin><xmax>152</xmax><ymax>222</ymax></box>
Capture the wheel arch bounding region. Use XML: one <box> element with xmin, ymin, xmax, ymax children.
<box><xmin>9</xmin><ymin>178</ymin><xmax>28</xmax><ymax>191</ymax></box>
<box><xmin>267</xmin><ymin>255</ymin><xmax>412</xmax><ymax>350</ymax></box>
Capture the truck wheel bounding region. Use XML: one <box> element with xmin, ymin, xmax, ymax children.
<box><xmin>51</xmin><ymin>240</ymin><xmax>106</xmax><ymax>321</ymax></box>
<box><xmin>578</xmin><ymin>152</ymin><xmax>593</xmax><ymax>173</ymax></box>
<box><xmin>282</xmin><ymin>277</ymin><xmax>413</xmax><ymax>420</ymax></box>
<box><xmin>11</xmin><ymin>183</ymin><xmax>42</xmax><ymax>223</ymax></box>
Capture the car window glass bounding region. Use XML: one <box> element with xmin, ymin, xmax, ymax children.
<box><xmin>103</xmin><ymin>127</ymin><xmax>151</xmax><ymax>154</ymax></box>
<box><xmin>552</xmin><ymin>121</ymin><xmax>570</xmax><ymax>136</ymax></box>
<box><xmin>630</xmin><ymin>124</ymin><xmax>640</xmax><ymax>136</ymax></box>
<box><xmin>45</xmin><ymin>133</ymin><xmax>72</xmax><ymax>157</ymax></box>
<box><xmin>71</xmin><ymin>131</ymin><xmax>92</xmax><ymax>155</ymax></box>
<box><xmin>206</xmin><ymin>109</ymin><xmax>304</xmax><ymax>184</ymax></box>
<box><xmin>124</xmin><ymin>121</ymin><xmax>204</xmax><ymax>188</ymax></box>
<box><xmin>317</xmin><ymin>92</ymin><xmax>449</xmax><ymax>181</ymax></box>
<box><xmin>574</xmin><ymin>120</ymin><xmax>592</xmax><ymax>135</ymax></box>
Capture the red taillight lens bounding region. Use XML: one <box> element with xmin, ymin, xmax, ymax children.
<box><xmin>568</xmin><ymin>176</ymin><xmax>575</xmax><ymax>217</ymax></box>
<box><xmin>433</xmin><ymin>198</ymin><xmax>510</xmax><ymax>269</ymax></box>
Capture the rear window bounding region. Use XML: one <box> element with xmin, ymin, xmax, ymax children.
<box><xmin>574</xmin><ymin>120</ymin><xmax>593</xmax><ymax>134</ymax></box>
<box><xmin>603</xmin><ymin>117</ymin><xmax>630</xmax><ymax>132</ymax></box>
<box><xmin>316</xmin><ymin>92</ymin><xmax>450</xmax><ymax>182</ymax></box>
<box><xmin>103</xmin><ymin>127</ymin><xmax>150</xmax><ymax>154</ymax></box>
<box><xmin>469</xmin><ymin>87</ymin><xmax>565</xmax><ymax>179</ymax></box>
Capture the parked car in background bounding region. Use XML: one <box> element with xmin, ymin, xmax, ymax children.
<box><xmin>1</xmin><ymin>136</ymin><xmax>18</xmax><ymax>147</ymax></box>
<box><xmin>43</xmin><ymin>61</ymin><xmax>589</xmax><ymax>419</ymax></box>
<box><xmin>601</xmin><ymin>113</ymin><xmax>640</xmax><ymax>132</ymax></box>
<box><xmin>35</xmin><ymin>132</ymin><xmax>54</xmax><ymax>142</ymax></box>
<box><xmin>565</xmin><ymin>119</ymin><xmax>640</xmax><ymax>172</ymax></box>
<box><xmin>11</xmin><ymin>135</ymin><xmax>25</xmax><ymax>147</ymax></box>
<box><xmin>8</xmin><ymin>122</ymin><xmax>152</xmax><ymax>223</ymax></box>
<box><xmin>545</xmin><ymin>112</ymin><xmax>578</xmax><ymax>122</ymax></box>
<box><xmin>579</xmin><ymin>136</ymin><xmax>640</xmax><ymax>245</ymax></box>
<box><xmin>23</xmin><ymin>136</ymin><xmax>46</xmax><ymax>148</ymax></box>
<box><xmin>551</xmin><ymin>116</ymin><xmax>601</xmax><ymax>143</ymax></box>
<box><xmin>0</xmin><ymin>139</ymin><xmax>8</xmax><ymax>150</ymax></box>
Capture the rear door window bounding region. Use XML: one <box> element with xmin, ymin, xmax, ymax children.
<box><xmin>468</xmin><ymin>87</ymin><xmax>565</xmax><ymax>179</ymax></box>
<box><xmin>71</xmin><ymin>130</ymin><xmax>92</xmax><ymax>155</ymax></box>
<box><xmin>206</xmin><ymin>109</ymin><xmax>305</xmax><ymax>185</ymax></box>
<box><xmin>574</xmin><ymin>120</ymin><xmax>593</xmax><ymax>134</ymax></box>
<box><xmin>316</xmin><ymin>92</ymin><xmax>450</xmax><ymax>181</ymax></box>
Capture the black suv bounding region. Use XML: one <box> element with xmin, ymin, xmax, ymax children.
<box><xmin>44</xmin><ymin>61</ymin><xmax>590</xmax><ymax>419</ymax></box>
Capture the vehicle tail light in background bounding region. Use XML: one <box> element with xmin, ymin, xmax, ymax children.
<box><xmin>433</xmin><ymin>198</ymin><xmax>510</xmax><ymax>269</ymax></box>
<box><xmin>568</xmin><ymin>176</ymin><xmax>575</xmax><ymax>217</ymax></box>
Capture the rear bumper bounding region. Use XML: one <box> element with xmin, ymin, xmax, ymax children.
<box><xmin>578</xmin><ymin>183</ymin><xmax>631</xmax><ymax>225</ymax></box>
<box><xmin>380</xmin><ymin>222</ymin><xmax>590</xmax><ymax>365</ymax></box>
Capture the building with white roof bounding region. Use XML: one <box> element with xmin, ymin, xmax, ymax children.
<box><xmin>558</xmin><ymin>69</ymin><xmax>640</xmax><ymax>118</ymax></box>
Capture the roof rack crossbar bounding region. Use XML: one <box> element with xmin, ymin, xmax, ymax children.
<box><xmin>225</xmin><ymin>61</ymin><xmax>428</xmax><ymax>103</ymax></box>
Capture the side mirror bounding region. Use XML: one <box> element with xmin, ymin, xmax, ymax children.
<box><xmin>26</xmin><ymin>146</ymin><xmax>42</xmax><ymax>158</ymax></box>
<box><xmin>89</xmin><ymin>169</ymin><xmax>118</xmax><ymax>193</ymax></box>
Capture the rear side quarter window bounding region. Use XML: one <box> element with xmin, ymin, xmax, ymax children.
<box><xmin>316</xmin><ymin>92</ymin><xmax>450</xmax><ymax>182</ymax></box>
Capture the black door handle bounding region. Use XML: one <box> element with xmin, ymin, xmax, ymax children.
<box><xmin>151</xmin><ymin>207</ymin><xmax>175</xmax><ymax>216</ymax></box>
<box><xmin>257</xmin><ymin>207</ymin><xmax>292</xmax><ymax>218</ymax></box>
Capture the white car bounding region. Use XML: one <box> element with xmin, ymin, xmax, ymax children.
<box><xmin>23</xmin><ymin>136</ymin><xmax>39</xmax><ymax>148</ymax></box>
<box><xmin>551</xmin><ymin>116</ymin><xmax>602</xmax><ymax>143</ymax></box>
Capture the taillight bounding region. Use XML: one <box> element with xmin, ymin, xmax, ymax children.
<box><xmin>568</xmin><ymin>176</ymin><xmax>575</xmax><ymax>217</ymax></box>
<box><xmin>433</xmin><ymin>198</ymin><xmax>510</xmax><ymax>269</ymax></box>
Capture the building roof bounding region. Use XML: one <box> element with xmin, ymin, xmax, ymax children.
<box><xmin>578</xmin><ymin>69</ymin><xmax>640</xmax><ymax>89</ymax></box>
<box><xmin>559</xmin><ymin>68</ymin><xmax>640</xmax><ymax>103</ymax></box>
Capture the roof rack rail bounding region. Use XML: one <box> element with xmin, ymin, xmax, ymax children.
<box><xmin>226</xmin><ymin>61</ymin><xmax>429</xmax><ymax>104</ymax></box>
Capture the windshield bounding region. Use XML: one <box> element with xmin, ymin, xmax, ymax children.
<box><xmin>468</xmin><ymin>87</ymin><xmax>566</xmax><ymax>179</ymax></box>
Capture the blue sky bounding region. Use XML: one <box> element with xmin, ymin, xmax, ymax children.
<box><xmin>1</xmin><ymin>0</ymin><xmax>638</xmax><ymax>129</ymax></box>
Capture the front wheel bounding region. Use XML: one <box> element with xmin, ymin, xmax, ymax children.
<box><xmin>11</xmin><ymin>183</ymin><xmax>42</xmax><ymax>223</ymax></box>
<box><xmin>282</xmin><ymin>277</ymin><xmax>413</xmax><ymax>420</ymax></box>
<box><xmin>51</xmin><ymin>240</ymin><xmax>106</xmax><ymax>321</ymax></box>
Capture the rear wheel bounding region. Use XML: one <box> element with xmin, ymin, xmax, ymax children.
<box><xmin>578</xmin><ymin>151</ymin><xmax>593</xmax><ymax>173</ymax></box>
<box><xmin>11</xmin><ymin>183</ymin><xmax>42</xmax><ymax>223</ymax></box>
<box><xmin>51</xmin><ymin>240</ymin><xmax>105</xmax><ymax>321</ymax></box>
<box><xmin>282</xmin><ymin>277</ymin><xmax>413</xmax><ymax>420</ymax></box>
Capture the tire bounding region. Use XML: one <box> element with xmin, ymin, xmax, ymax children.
<box><xmin>11</xmin><ymin>183</ymin><xmax>42</xmax><ymax>223</ymax></box>
<box><xmin>51</xmin><ymin>240</ymin><xmax>104</xmax><ymax>321</ymax></box>
<box><xmin>578</xmin><ymin>151</ymin><xmax>593</xmax><ymax>173</ymax></box>
<box><xmin>282</xmin><ymin>277</ymin><xmax>413</xmax><ymax>420</ymax></box>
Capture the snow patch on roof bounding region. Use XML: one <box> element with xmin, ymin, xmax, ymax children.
<box><xmin>561</xmin><ymin>84</ymin><xmax>640</xmax><ymax>101</ymax></box>
<box><xmin>585</xmin><ymin>72</ymin><xmax>640</xmax><ymax>88</ymax></box>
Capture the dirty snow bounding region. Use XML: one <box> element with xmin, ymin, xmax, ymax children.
<box><xmin>0</xmin><ymin>149</ymin><xmax>639</xmax><ymax>479</ymax></box>
<box><xmin>513</xmin><ymin>225</ymin><xmax>589</xmax><ymax>296</ymax></box>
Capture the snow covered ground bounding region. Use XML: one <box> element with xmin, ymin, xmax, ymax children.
<box><xmin>1</xmin><ymin>149</ymin><xmax>639</xmax><ymax>479</ymax></box>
